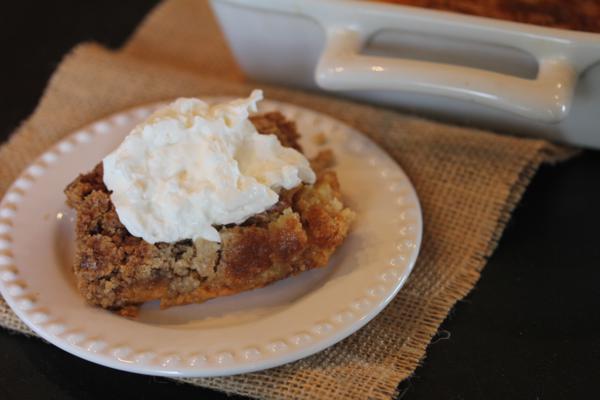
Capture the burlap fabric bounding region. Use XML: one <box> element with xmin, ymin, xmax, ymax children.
<box><xmin>0</xmin><ymin>1</ymin><xmax>575</xmax><ymax>399</ymax></box>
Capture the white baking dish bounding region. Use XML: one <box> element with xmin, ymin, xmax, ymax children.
<box><xmin>210</xmin><ymin>0</ymin><xmax>600</xmax><ymax>149</ymax></box>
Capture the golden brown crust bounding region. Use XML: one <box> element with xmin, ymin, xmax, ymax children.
<box><xmin>372</xmin><ymin>0</ymin><xmax>600</xmax><ymax>33</ymax></box>
<box><xmin>65</xmin><ymin>112</ymin><xmax>354</xmax><ymax>313</ymax></box>
<box><xmin>249</xmin><ymin>112</ymin><xmax>302</xmax><ymax>151</ymax></box>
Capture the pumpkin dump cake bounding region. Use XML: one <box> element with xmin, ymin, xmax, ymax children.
<box><xmin>64</xmin><ymin>91</ymin><xmax>354</xmax><ymax>315</ymax></box>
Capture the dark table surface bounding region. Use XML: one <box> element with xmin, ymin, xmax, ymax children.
<box><xmin>1</xmin><ymin>2</ymin><xmax>599</xmax><ymax>399</ymax></box>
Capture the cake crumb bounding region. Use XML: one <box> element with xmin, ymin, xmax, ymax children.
<box><xmin>312</xmin><ymin>132</ymin><xmax>328</xmax><ymax>146</ymax></box>
<box><xmin>117</xmin><ymin>305</ymin><xmax>140</xmax><ymax>318</ymax></box>
<box><xmin>310</xmin><ymin>149</ymin><xmax>336</xmax><ymax>172</ymax></box>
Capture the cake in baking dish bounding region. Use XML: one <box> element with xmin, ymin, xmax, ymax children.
<box><xmin>372</xmin><ymin>0</ymin><xmax>600</xmax><ymax>33</ymax></box>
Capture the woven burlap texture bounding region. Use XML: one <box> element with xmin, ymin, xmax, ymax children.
<box><xmin>0</xmin><ymin>1</ymin><xmax>575</xmax><ymax>399</ymax></box>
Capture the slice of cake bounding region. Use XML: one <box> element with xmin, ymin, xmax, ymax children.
<box><xmin>65</xmin><ymin>91</ymin><xmax>354</xmax><ymax>316</ymax></box>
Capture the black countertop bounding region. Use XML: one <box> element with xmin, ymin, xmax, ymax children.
<box><xmin>1</xmin><ymin>2</ymin><xmax>599</xmax><ymax>399</ymax></box>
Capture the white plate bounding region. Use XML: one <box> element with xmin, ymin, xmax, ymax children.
<box><xmin>0</xmin><ymin>98</ymin><xmax>422</xmax><ymax>377</ymax></box>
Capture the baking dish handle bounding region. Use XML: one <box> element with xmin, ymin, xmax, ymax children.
<box><xmin>315</xmin><ymin>27</ymin><xmax>577</xmax><ymax>123</ymax></box>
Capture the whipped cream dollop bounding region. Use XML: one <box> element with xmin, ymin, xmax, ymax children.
<box><xmin>102</xmin><ymin>90</ymin><xmax>315</xmax><ymax>243</ymax></box>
